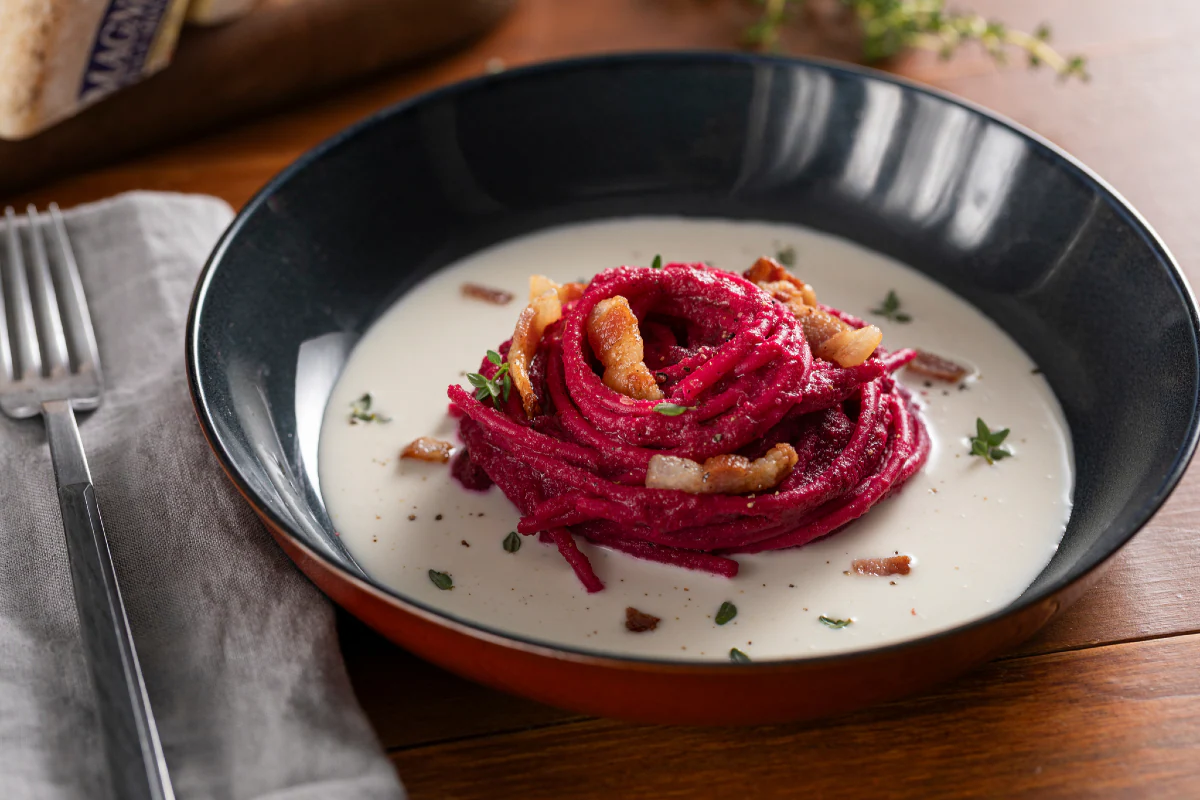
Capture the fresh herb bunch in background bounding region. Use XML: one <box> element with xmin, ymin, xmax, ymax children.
<box><xmin>744</xmin><ymin>0</ymin><xmax>1088</xmax><ymax>81</ymax></box>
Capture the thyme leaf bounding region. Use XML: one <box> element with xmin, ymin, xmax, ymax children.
<box><xmin>653</xmin><ymin>402</ymin><xmax>697</xmax><ymax>416</ymax></box>
<box><xmin>968</xmin><ymin>418</ymin><xmax>1012</xmax><ymax>465</ymax></box>
<box><xmin>349</xmin><ymin>392</ymin><xmax>391</xmax><ymax>424</ymax></box>
<box><xmin>503</xmin><ymin>531</ymin><xmax>522</xmax><ymax>553</ymax></box>
<box><xmin>870</xmin><ymin>289</ymin><xmax>912</xmax><ymax>323</ymax></box>
<box><xmin>466</xmin><ymin>354</ymin><xmax>512</xmax><ymax>406</ymax></box>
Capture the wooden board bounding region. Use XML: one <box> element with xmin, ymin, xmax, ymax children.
<box><xmin>388</xmin><ymin>633</ymin><xmax>1200</xmax><ymax>798</ymax></box>
<box><xmin>0</xmin><ymin>0</ymin><xmax>515</xmax><ymax>194</ymax></box>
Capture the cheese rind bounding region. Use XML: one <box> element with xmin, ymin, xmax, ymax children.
<box><xmin>0</xmin><ymin>0</ymin><xmax>190</xmax><ymax>140</ymax></box>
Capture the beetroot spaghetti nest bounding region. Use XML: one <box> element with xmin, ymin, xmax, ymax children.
<box><xmin>447</xmin><ymin>260</ymin><xmax>930</xmax><ymax>592</ymax></box>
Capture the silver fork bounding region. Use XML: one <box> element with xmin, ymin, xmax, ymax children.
<box><xmin>0</xmin><ymin>205</ymin><xmax>174</xmax><ymax>800</ymax></box>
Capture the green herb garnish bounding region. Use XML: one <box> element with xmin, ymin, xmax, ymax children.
<box><xmin>969</xmin><ymin>418</ymin><xmax>1012</xmax><ymax>465</ymax></box>
<box><xmin>653</xmin><ymin>402</ymin><xmax>696</xmax><ymax>416</ymax></box>
<box><xmin>741</xmin><ymin>1</ymin><xmax>1087</xmax><ymax>82</ymax></box>
<box><xmin>503</xmin><ymin>531</ymin><xmax>522</xmax><ymax>553</ymax></box>
<box><xmin>715</xmin><ymin>601</ymin><xmax>738</xmax><ymax>625</ymax></box>
<box><xmin>651</xmin><ymin>254</ymin><xmax>663</xmax><ymax>270</ymax></box>
<box><xmin>428</xmin><ymin>570</ymin><xmax>453</xmax><ymax>590</ymax></box>
<box><xmin>776</xmin><ymin>246</ymin><xmax>796</xmax><ymax>267</ymax></box>
<box><xmin>729</xmin><ymin>647</ymin><xmax>751</xmax><ymax>663</ymax></box>
<box><xmin>870</xmin><ymin>290</ymin><xmax>912</xmax><ymax>323</ymax></box>
<box><xmin>349</xmin><ymin>393</ymin><xmax>391</xmax><ymax>424</ymax></box>
<box><xmin>466</xmin><ymin>350</ymin><xmax>512</xmax><ymax>404</ymax></box>
<box><xmin>819</xmin><ymin>615</ymin><xmax>853</xmax><ymax>629</ymax></box>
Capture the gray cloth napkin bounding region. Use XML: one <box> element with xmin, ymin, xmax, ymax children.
<box><xmin>0</xmin><ymin>192</ymin><xmax>405</xmax><ymax>800</ymax></box>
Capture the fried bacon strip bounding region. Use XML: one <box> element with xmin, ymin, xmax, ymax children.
<box><xmin>461</xmin><ymin>282</ymin><xmax>514</xmax><ymax>305</ymax></box>
<box><xmin>587</xmin><ymin>295</ymin><xmax>664</xmax><ymax>401</ymax></box>
<box><xmin>625</xmin><ymin>607</ymin><xmax>661</xmax><ymax>632</ymax></box>
<box><xmin>401</xmin><ymin>437</ymin><xmax>455</xmax><ymax>463</ymax></box>
<box><xmin>907</xmin><ymin>350</ymin><xmax>970</xmax><ymax>382</ymax></box>
<box><xmin>817</xmin><ymin>326</ymin><xmax>885</xmax><ymax>368</ymax></box>
<box><xmin>646</xmin><ymin>443</ymin><xmax>799</xmax><ymax>494</ymax></box>
<box><xmin>529</xmin><ymin>274</ymin><xmax>586</xmax><ymax>304</ymax></box>
<box><xmin>745</xmin><ymin>257</ymin><xmax>818</xmax><ymax>305</ymax></box>
<box><xmin>746</xmin><ymin>257</ymin><xmax>882</xmax><ymax>368</ymax></box>
<box><xmin>851</xmin><ymin>555</ymin><xmax>913</xmax><ymax>576</ymax></box>
<box><xmin>510</xmin><ymin>276</ymin><xmax>587</xmax><ymax>418</ymax></box>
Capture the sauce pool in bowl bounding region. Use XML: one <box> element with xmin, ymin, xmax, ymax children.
<box><xmin>317</xmin><ymin>217</ymin><xmax>1074</xmax><ymax>662</ymax></box>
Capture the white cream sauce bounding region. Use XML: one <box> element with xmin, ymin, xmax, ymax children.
<box><xmin>317</xmin><ymin>218</ymin><xmax>1074</xmax><ymax>661</ymax></box>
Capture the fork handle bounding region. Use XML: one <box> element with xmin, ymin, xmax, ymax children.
<box><xmin>43</xmin><ymin>400</ymin><xmax>175</xmax><ymax>800</ymax></box>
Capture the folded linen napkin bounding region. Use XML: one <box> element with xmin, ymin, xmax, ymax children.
<box><xmin>0</xmin><ymin>192</ymin><xmax>404</xmax><ymax>799</ymax></box>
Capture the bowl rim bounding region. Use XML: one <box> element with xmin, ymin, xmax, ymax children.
<box><xmin>186</xmin><ymin>50</ymin><xmax>1200</xmax><ymax>671</ymax></box>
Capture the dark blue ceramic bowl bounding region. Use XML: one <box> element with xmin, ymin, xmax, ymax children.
<box><xmin>186</xmin><ymin>53</ymin><xmax>1200</xmax><ymax>724</ymax></box>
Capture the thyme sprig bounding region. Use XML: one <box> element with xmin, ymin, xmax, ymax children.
<box><xmin>349</xmin><ymin>393</ymin><xmax>390</xmax><ymax>424</ymax></box>
<box><xmin>968</xmin><ymin>417</ymin><xmax>1011</xmax><ymax>464</ymax></box>
<box><xmin>744</xmin><ymin>0</ymin><xmax>1087</xmax><ymax>81</ymax></box>
<box><xmin>870</xmin><ymin>289</ymin><xmax>911</xmax><ymax>323</ymax></box>
<box><xmin>466</xmin><ymin>350</ymin><xmax>512</xmax><ymax>404</ymax></box>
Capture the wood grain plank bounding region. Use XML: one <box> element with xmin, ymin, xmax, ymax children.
<box><xmin>388</xmin><ymin>633</ymin><xmax>1200</xmax><ymax>799</ymax></box>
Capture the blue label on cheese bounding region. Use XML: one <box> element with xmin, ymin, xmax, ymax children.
<box><xmin>79</xmin><ymin>0</ymin><xmax>172</xmax><ymax>104</ymax></box>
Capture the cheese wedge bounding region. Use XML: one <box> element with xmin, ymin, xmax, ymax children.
<box><xmin>0</xmin><ymin>0</ymin><xmax>190</xmax><ymax>140</ymax></box>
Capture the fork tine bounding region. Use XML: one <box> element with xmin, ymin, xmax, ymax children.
<box><xmin>0</xmin><ymin>213</ymin><xmax>12</xmax><ymax>384</ymax></box>
<box><xmin>47</xmin><ymin>204</ymin><xmax>101</xmax><ymax>378</ymax></box>
<box><xmin>2</xmin><ymin>207</ymin><xmax>40</xmax><ymax>380</ymax></box>
<box><xmin>25</xmin><ymin>206</ymin><xmax>69</xmax><ymax>377</ymax></box>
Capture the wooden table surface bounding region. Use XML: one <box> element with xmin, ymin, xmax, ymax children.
<box><xmin>6</xmin><ymin>0</ymin><xmax>1200</xmax><ymax>796</ymax></box>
